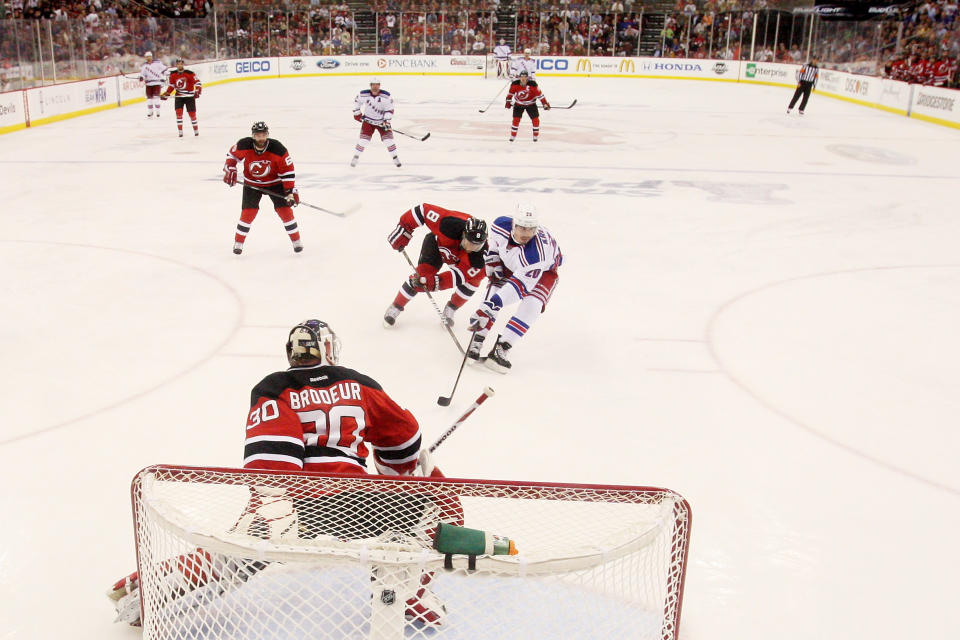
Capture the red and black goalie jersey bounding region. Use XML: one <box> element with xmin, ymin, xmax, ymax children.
<box><xmin>163</xmin><ymin>70</ymin><xmax>201</xmax><ymax>97</ymax></box>
<box><xmin>224</xmin><ymin>138</ymin><xmax>296</xmax><ymax>189</ymax></box>
<box><xmin>243</xmin><ymin>364</ymin><xmax>421</xmax><ymax>475</ymax></box>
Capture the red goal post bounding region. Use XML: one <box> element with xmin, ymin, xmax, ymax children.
<box><xmin>130</xmin><ymin>464</ymin><xmax>691</xmax><ymax>640</ymax></box>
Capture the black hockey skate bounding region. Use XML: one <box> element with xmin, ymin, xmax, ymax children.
<box><xmin>383</xmin><ymin>304</ymin><xmax>403</xmax><ymax>327</ymax></box>
<box><xmin>483</xmin><ymin>336</ymin><xmax>512</xmax><ymax>373</ymax></box>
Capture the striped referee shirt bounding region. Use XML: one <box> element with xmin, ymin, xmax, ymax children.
<box><xmin>797</xmin><ymin>63</ymin><xmax>819</xmax><ymax>85</ymax></box>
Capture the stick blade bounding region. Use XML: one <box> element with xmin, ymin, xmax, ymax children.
<box><xmin>437</xmin><ymin>396</ymin><xmax>451</xmax><ymax>406</ymax></box>
<box><xmin>421</xmin><ymin>133</ymin><xmax>431</xmax><ymax>141</ymax></box>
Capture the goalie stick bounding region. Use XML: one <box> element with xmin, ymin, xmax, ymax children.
<box><xmin>479</xmin><ymin>82</ymin><xmax>511</xmax><ymax>113</ymax></box>
<box><xmin>401</xmin><ymin>249</ymin><xmax>466</xmax><ymax>357</ymax></box>
<box><xmin>430</xmin><ymin>387</ymin><xmax>495</xmax><ymax>451</ymax></box>
<box><xmin>237</xmin><ymin>181</ymin><xmax>358</xmax><ymax>218</ymax></box>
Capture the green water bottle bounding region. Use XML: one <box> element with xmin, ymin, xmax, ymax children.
<box><xmin>432</xmin><ymin>522</ymin><xmax>518</xmax><ymax>556</ymax></box>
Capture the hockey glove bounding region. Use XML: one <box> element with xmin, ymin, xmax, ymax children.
<box><xmin>388</xmin><ymin>224</ymin><xmax>413</xmax><ymax>251</ymax></box>
<box><xmin>408</xmin><ymin>273</ymin><xmax>441</xmax><ymax>293</ymax></box>
<box><xmin>542</xmin><ymin>100</ymin><xmax>551</xmax><ymax>110</ymax></box>
<box><xmin>223</xmin><ymin>167</ymin><xmax>238</xmax><ymax>187</ymax></box>
<box><xmin>504</xmin><ymin>101</ymin><xmax>511</xmax><ymax>109</ymax></box>
<box><xmin>353</xmin><ymin>113</ymin><xmax>362</xmax><ymax>122</ymax></box>
<box><xmin>195</xmin><ymin>86</ymin><xmax>201</xmax><ymax>98</ymax></box>
<box><xmin>381</xmin><ymin>120</ymin><xmax>392</xmax><ymax>132</ymax></box>
<box><xmin>284</xmin><ymin>188</ymin><xmax>299</xmax><ymax>207</ymax></box>
<box><xmin>486</xmin><ymin>263</ymin><xmax>505</xmax><ymax>283</ymax></box>
<box><xmin>469</xmin><ymin>302</ymin><xmax>498</xmax><ymax>331</ymax></box>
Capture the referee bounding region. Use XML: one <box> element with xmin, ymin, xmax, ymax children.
<box><xmin>787</xmin><ymin>59</ymin><xmax>819</xmax><ymax>115</ymax></box>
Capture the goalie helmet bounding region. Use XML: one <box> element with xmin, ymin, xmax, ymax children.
<box><xmin>251</xmin><ymin>121</ymin><xmax>269</xmax><ymax>134</ymax></box>
<box><xmin>286</xmin><ymin>319</ymin><xmax>341</xmax><ymax>367</ymax></box>
<box><xmin>513</xmin><ymin>203</ymin><xmax>539</xmax><ymax>229</ymax></box>
<box><xmin>463</xmin><ymin>217</ymin><xmax>488</xmax><ymax>246</ymax></box>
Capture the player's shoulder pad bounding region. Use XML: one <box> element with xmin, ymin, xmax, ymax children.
<box><xmin>359</xmin><ymin>89</ymin><xmax>372</xmax><ymax>96</ymax></box>
<box><xmin>493</xmin><ymin>215</ymin><xmax>513</xmax><ymax>230</ymax></box>
<box><xmin>250</xmin><ymin>370</ymin><xmax>296</xmax><ymax>401</ymax></box>
<box><xmin>184</xmin><ymin>69</ymin><xmax>196</xmax><ymax>76</ymax></box>
<box><xmin>379</xmin><ymin>90</ymin><xmax>391</xmax><ymax>96</ymax></box>
<box><xmin>324</xmin><ymin>366</ymin><xmax>384</xmax><ymax>391</ymax></box>
<box><xmin>266</xmin><ymin>139</ymin><xmax>288</xmax><ymax>155</ymax></box>
<box><xmin>236</xmin><ymin>137</ymin><xmax>255</xmax><ymax>150</ymax></box>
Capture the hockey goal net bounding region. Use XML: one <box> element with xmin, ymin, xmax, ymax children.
<box><xmin>131</xmin><ymin>465</ymin><xmax>691</xmax><ymax>640</ymax></box>
<box><xmin>484</xmin><ymin>53</ymin><xmax>513</xmax><ymax>80</ymax></box>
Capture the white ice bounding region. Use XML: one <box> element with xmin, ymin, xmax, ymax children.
<box><xmin>0</xmin><ymin>74</ymin><xmax>958</xmax><ymax>640</ymax></box>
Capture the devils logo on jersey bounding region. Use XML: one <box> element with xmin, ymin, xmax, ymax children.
<box><xmin>248</xmin><ymin>160</ymin><xmax>272</xmax><ymax>178</ymax></box>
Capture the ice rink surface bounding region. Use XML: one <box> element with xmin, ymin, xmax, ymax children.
<box><xmin>1</xmin><ymin>73</ymin><xmax>959</xmax><ymax>639</ymax></box>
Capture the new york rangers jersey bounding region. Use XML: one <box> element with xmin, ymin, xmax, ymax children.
<box><xmin>486</xmin><ymin>215</ymin><xmax>562</xmax><ymax>294</ymax></box>
<box><xmin>353</xmin><ymin>89</ymin><xmax>394</xmax><ymax>125</ymax></box>
<box><xmin>493</xmin><ymin>44</ymin><xmax>512</xmax><ymax>60</ymax></box>
<box><xmin>139</xmin><ymin>60</ymin><xmax>168</xmax><ymax>86</ymax></box>
<box><xmin>510</xmin><ymin>57</ymin><xmax>537</xmax><ymax>79</ymax></box>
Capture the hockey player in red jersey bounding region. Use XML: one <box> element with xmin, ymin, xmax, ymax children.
<box><xmin>384</xmin><ymin>203</ymin><xmax>489</xmax><ymax>328</ymax></box>
<box><xmin>108</xmin><ymin>320</ymin><xmax>457</xmax><ymax>628</ymax></box>
<box><xmin>160</xmin><ymin>58</ymin><xmax>201</xmax><ymax>137</ymax></box>
<box><xmin>505</xmin><ymin>70</ymin><xmax>550</xmax><ymax>142</ymax></box>
<box><xmin>223</xmin><ymin>121</ymin><xmax>302</xmax><ymax>255</ymax></box>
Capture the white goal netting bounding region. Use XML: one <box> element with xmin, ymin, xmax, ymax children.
<box><xmin>131</xmin><ymin>465</ymin><xmax>691</xmax><ymax>640</ymax></box>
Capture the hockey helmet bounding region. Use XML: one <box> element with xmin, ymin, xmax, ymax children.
<box><xmin>369</xmin><ymin>77</ymin><xmax>381</xmax><ymax>85</ymax></box>
<box><xmin>518</xmin><ymin>70</ymin><xmax>529</xmax><ymax>77</ymax></box>
<box><xmin>251</xmin><ymin>121</ymin><xmax>269</xmax><ymax>134</ymax></box>
<box><xmin>175</xmin><ymin>57</ymin><xmax>184</xmax><ymax>64</ymax></box>
<box><xmin>513</xmin><ymin>203</ymin><xmax>539</xmax><ymax>229</ymax></box>
<box><xmin>286</xmin><ymin>319</ymin><xmax>341</xmax><ymax>367</ymax></box>
<box><xmin>463</xmin><ymin>217</ymin><xmax>488</xmax><ymax>246</ymax></box>
<box><xmin>523</xmin><ymin>48</ymin><xmax>532</xmax><ymax>54</ymax></box>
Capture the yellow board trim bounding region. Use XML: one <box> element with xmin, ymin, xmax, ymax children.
<box><xmin>0</xmin><ymin>121</ymin><xmax>28</xmax><ymax>134</ymax></box>
<box><xmin>815</xmin><ymin>89</ymin><xmax>909</xmax><ymax>116</ymax></box>
<box><xmin>28</xmin><ymin>101</ymin><xmax>121</xmax><ymax>127</ymax></box>
<box><xmin>910</xmin><ymin>111</ymin><xmax>960</xmax><ymax>129</ymax></box>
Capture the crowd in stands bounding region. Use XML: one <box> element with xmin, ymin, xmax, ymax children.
<box><xmin>1</xmin><ymin>0</ymin><xmax>957</xmax><ymax>89</ymax></box>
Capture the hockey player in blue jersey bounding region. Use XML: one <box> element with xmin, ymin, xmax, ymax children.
<box><xmin>468</xmin><ymin>203</ymin><xmax>562</xmax><ymax>372</ymax></box>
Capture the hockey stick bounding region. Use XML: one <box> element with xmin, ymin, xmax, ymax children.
<box><xmin>479</xmin><ymin>82</ymin><xmax>511</xmax><ymax>113</ymax></box>
<box><xmin>401</xmin><ymin>249</ymin><xmax>466</xmax><ymax>356</ymax></box>
<box><xmin>392</xmin><ymin>128</ymin><xmax>430</xmax><ymax>142</ymax></box>
<box><xmin>237</xmin><ymin>181</ymin><xmax>357</xmax><ymax>218</ymax></box>
<box><xmin>550</xmin><ymin>99</ymin><xmax>578</xmax><ymax>110</ymax></box>
<box><xmin>437</xmin><ymin>330</ymin><xmax>477</xmax><ymax>406</ymax></box>
<box><xmin>430</xmin><ymin>387</ymin><xmax>495</xmax><ymax>451</ymax></box>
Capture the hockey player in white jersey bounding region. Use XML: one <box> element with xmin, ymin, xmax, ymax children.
<box><xmin>468</xmin><ymin>203</ymin><xmax>562</xmax><ymax>372</ymax></box>
<box><xmin>510</xmin><ymin>49</ymin><xmax>537</xmax><ymax>85</ymax></box>
<box><xmin>139</xmin><ymin>52</ymin><xmax>168</xmax><ymax>119</ymax></box>
<box><xmin>351</xmin><ymin>78</ymin><xmax>401</xmax><ymax>168</ymax></box>
<box><xmin>493</xmin><ymin>39</ymin><xmax>512</xmax><ymax>78</ymax></box>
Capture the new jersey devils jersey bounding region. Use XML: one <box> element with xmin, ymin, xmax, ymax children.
<box><xmin>224</xmin><ymin>138</ymin><xmax>295</xmax><ymax>189</ymax></box>
<box><xmin>164</xmin><ymin>70</ymin><xmax>201</xmax><ymax>97</ymax></box>
<box><xmin>507</xmin><ymin>82</ymin><xmax>548</xmax><ymax>107</ymax></box>
<box><xmin>243</xmin><ymin>364</ymin><xmax>421</xmax><ymax>475</ymax></box>
<box><xmin>397</xmin><ymin>203</ymin><xmax>483</xmax><ymax>265</ymax></box>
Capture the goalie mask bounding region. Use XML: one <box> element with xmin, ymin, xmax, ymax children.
<box><xmin>286</xmin><ymin>319</ymin><xmax>341</xmax><ymax>367</ymax></box>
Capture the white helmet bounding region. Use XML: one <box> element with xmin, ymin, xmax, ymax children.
<box><xmin>144</xmin><ymin>51</ymin><xmax>153</xmax><ymax>58</ymax></box>
<box><xmin>369</xmin><ymin>77</ymin><xmax>381</xmax><ymax>85</ymax></box>
<box><xmin>513</xmin><ymin>203</ymin><xmax>539</xmax><ymax>229</ymax></box>
<box><xmin>286</xmin><ymin>319</ymin><xmax>341</xmax><ymax>367</ymax></box>
<box><xmin>523</xmin><ymin>48</ymin><xmax>532</xmax><ymax>54</ymax></box>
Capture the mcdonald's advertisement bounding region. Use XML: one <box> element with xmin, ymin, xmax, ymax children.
<box><xmin>534</xmin><ymin>57</ymin><xmax>741</xmax><ymax>80</ymax></box>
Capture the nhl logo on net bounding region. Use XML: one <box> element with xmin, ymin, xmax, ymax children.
<box><xmin>380</xmin><ymin>589</ymin><xmax>396</xmax><ymax>605</ymax></box>
<box><xmin>290</xmin><ymin>58</ymin><xmax>304</xmax><ymax>71</ymax></box>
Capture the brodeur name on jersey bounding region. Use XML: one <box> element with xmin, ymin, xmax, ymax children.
<box><xmin>243</xmin><ymin>364</ymin><xmax>422</xmax><ymax>475</ymax></box>
<box><xmin>224</xmin><ymin>138</ymin><xmax>296</xmax><ymax>189</ymax></box>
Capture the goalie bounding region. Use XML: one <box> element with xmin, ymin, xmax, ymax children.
<box><xmin>108</xmin><ymin>319</ymin><xmax>459</xmax><ymax>627</ymax></box>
